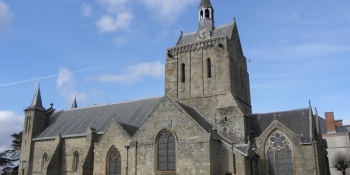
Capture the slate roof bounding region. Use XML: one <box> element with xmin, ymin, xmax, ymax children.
<box><xmin>318</xmin><ymin>117</ymin><xmax>350</xmax><ymax>134</ymax></box>
<box><xmin>249</xmin><ymin>108</ymin><xmax>312</xmax><ymax>144</ymax></box>
<box><xmin>178</xmin><ymin>102</ymin><xmax>213</xmax><ymax>132</ymax></box>
<box><xmin>336</xmin><ymin>125</ymin><xmax>350</xmax><ymax>133</ymax></box>
<box><xmin>318</xmin><ymin>117</ymin><xmax>327</xmax><ymax>134</ymax></box>
<box><xmin>24</xmin><ymin>87</ymin><xmax>46</xmax><ymax>111</ymax></box>
<box><xmin>176</xmin><ymin>23</ymin><xmax>234</xmax><ymax>46</ymax></box>
<box><xmin>35</xmin><ymin>97</ymin><xmax>163</xmax><ymax>139</ymax></box>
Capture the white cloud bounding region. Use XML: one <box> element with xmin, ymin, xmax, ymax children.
<box><xmin>56</xmin><ymin>67</ymin><xmax>87</xmax><ymax>104</ymax></box>
<box><xmin>141</xmin><ymin>0</ymin><xmax>197</xmax><ymax>22</ymax></box>
<box><xmin>92</xmin><ymin>61</ymin><xmax>164</xmax><ymax>83</ymax></box>
<box><xmin>0</xmin><ymin>1</ymin><xmax>13</xmax><ymax>32</ymax></box>
<box><xmin>57</xmin><ymin>67</ymin><xmax>75</xmax><ymax>92</ymax></box>
<box><xmin>98</xmin><ymin>0</ymin><xmax>129</xmax><ymax>13</ymax></box>
<box><xmin>113</xmin><ymin>36</ymin><xmax>129</xmax><ymax>45</ymax></box>
<box><xmin>95</xmin><ymin>12</ymin><xmax>134</xmax><ymax>33</ymax></box>
<box><xmin>0</xmin><ymin>111</ymin><xmax>23</xmax><ymax>151</ymax></box>
<box><xmin>82</xmin><ymin>3</ymin><xmax>92</xmax><ymax>17</ymax></box>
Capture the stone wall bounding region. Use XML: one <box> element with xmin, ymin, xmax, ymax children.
<box><xmin>323</xmin><ymin>133</ymin><xmax>350</xmax><ymax>175</ymax></box>
<box><xmin>133</xmin><ymin>96</ymin><xmax>211</xmax><ymax>174</ymax></box>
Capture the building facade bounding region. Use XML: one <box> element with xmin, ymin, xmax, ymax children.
<box><xmin>19</xmin><ymin>0</ymin><xmax>329</xmax><ymax>174</ymax></box>
<box><xmin>322</xmin><ymin>112</ymin><xmax>350</xmax><ymax>175</ymax></box>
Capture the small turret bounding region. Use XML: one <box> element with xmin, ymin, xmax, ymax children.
<box><xmin>20</xmin><ymin>84</ymin><xmax>48</xmax><ymax>175</ymax></box>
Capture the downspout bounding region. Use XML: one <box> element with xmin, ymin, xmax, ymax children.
<box><xmin>125</xmin><ymin>146</ymin><xmax>129</xmax><ymax>175</ymax></box>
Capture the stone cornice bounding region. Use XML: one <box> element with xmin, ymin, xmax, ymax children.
<box><xmin>167</xmin><ymin>36</ymin><xmax>227</xmax><ymax>55</ymax></box>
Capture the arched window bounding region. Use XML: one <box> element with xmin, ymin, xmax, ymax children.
<box><xmin>266</xmin><ymin>130</ymin><xmax>293</xmax><ymax>175</ymax></box>
<box><xmin>181</xmin><ymin>63</ymin><xmax>185</xmax><ymax>83</ymax></box>
<box><xmin>41</xmin><ymin>153</ymin><xmax>48</xmax><ymax>170</ymax></box>
<box><xmin>205</xmin><ymin>9</ymin><xmax>210</xmax><ymax>18</ymax></box>
<box><xmin>73</xmin><ymin>151</ymin><xmax>79</xmax><ymax>171</ymax></box>
<box><xmin>107</xmin><ymin>147</ymin><xmax>121</xmax><ymax>175</ymax></box>
<box><xmin>157</xmin><ymin>130</ymin><xmax>176</xmax><ymax>172</ymax></box>
<box><xmin>200</xmin><ymin>10</ymin><xmax>203</xmax><ymax>19</ymax></box>
<box><xmin>207</xmin><ymin>58</ymin><xmax>212</xmax><ymax>78</ymax></box>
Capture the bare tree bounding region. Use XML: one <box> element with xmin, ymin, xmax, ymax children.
<box><xmin>333</xmin><ymin>151</ymin><xmax>349</xmax><ymax>175</ymax></box>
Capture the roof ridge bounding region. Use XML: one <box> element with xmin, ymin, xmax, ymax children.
<box><xmin>252</xmin><ymin>107</ymin><xmax>309</xmax><ymax>115</ymax></box>
<box><xmin>59</xmin><ymin>96</ymin><xmax>164</xmax><ymax>112</ymax></box>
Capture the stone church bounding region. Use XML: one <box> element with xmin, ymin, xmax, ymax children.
<box><xmin>19</xmin><ymin>0</ymin><xmax>330</xmax><ymax>174</ymax></box>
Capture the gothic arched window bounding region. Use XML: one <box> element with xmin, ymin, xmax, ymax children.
<box><xmin>41</xmin><ymin>153</ymin><xmax>48</xmax><ymax>170</ymax></box>
<box><xmin>73</xmin><ymin>151</ymin><xmax>79</xmax><ymax>171</ymax></box>
<box><xmin>157</xmin><ymin>130</ymin><xmax>176</xmax><ymax>172</ymax></box>
<box><xmin>266</xmin><ymin>130</ymin><xmax>294</xmax><ymax>175</ymax></box>
<box><xmin>107</xmin><ymin>147</ymin><xmax>121</xmax><ymax>175</ymax></box>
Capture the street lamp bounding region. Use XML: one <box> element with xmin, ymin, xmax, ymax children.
<box><xmin>21</xmin><ymin>161</ymin><xmax>27</xmax><ymax>175</ymax></box>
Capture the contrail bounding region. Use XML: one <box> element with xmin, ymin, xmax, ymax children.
<box><xmin>0</xmin><ymin>65</ymin><xmax>114</xmax><ymax>87</ymax></box>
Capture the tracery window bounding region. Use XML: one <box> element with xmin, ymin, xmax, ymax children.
<box><xmin>266</xmin><ymin>130</ymin><xmax>294</xmax><ymax>175</ymax></box>
<box><xmin>157</xmin><ymin>130</ymin><xmax>176</xmax><ymax>172</ymax></box>
<box><xmin>107</xmin><ymin>147</ymin><xmax>121</xmax><ymax>175</ymax></box>
<box><xmin>73</xmin><ymin>151</ymin><xmax>79</xmax><ymax>171</ymax></box>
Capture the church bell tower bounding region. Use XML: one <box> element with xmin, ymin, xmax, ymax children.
<box><xmin>165</xmin><ymin>0</ymin><xmax>251</xmax><ymax>142</ymax></box>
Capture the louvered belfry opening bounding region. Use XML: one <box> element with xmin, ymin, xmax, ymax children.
<box><xmin>157</xmin><ymin>130</ymin><xmax>176</xmax><ymax>172</ymax></box>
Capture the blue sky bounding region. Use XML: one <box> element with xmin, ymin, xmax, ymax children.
<box><xmin>0</xmin><ymin>0</ymin><xmax>349</xmax><ymax>151</ymax></box>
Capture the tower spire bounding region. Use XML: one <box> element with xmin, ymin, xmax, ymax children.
<box><xmin>71</xmin><ymin>95</ymin><xmax>78</xmax><ymax>109</ymax></box>
<box><xmin>24</xmin><ymin>84</ymin><xmax>46</xmax><ymax>111</ymax></box>
<box><xmin>199</xmin><ymin>0</ymin><xmax>212</xmax><ymax>8</ymax></box>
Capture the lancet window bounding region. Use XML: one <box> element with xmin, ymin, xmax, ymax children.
<box><xmin>157</xmin><ymin>130</ymin><xmax>176</xmax><ymax>172</ymax></box>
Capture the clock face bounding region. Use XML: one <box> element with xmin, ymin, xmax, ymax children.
<box><xmin>197</xmin><ymin>27</ymin><xmax>210</xmax><ymax>40</ymax></box>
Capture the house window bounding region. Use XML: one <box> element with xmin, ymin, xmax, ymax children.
<box><xmin>41</xmin><ymin>153</ymin><xmax>48</xmax><ymax>170</ymax></box>
<box><xmin>157</xmin><ymin>130</ymin><xmax>176</xmax><ymax>172</ymax></box>
<box><xmin>107</xmin><ymin>147</ymin><xmax>121</xmax><ymax>175</ymax></box>
<box><xmin>73</xmin><ymin>151</ymin><xmax>79</xmax><ymax>171</ymax></box>
<box><xmin>207</xmin><ymin>58</ymin><xmax>212</xmax><ymax>78</ymax></box>
<box><xmin>266</xmin><ymin>130</ymin><xmax>293</xmax><ymax>175</ymax></box>
<box><xmin>181</xmin><ymin>63</ymin><xmax>185</xmax><ymax>83</ymax></box>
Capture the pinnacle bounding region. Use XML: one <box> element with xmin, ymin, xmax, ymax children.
<box><xmin>24</xmin><ymin>85</ymin><xmax>46</xmax><ymax>111</ymax></box>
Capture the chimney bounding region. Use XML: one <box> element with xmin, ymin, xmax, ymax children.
<box><xmin>325</xmin><ymin>112</ymin><xmax>336</xmax><ymax>134</ymax></box>
<box><xmin>335</xmin><ymin>120</ymin><xmax>343</xmax><ymax>127</ymax></box>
